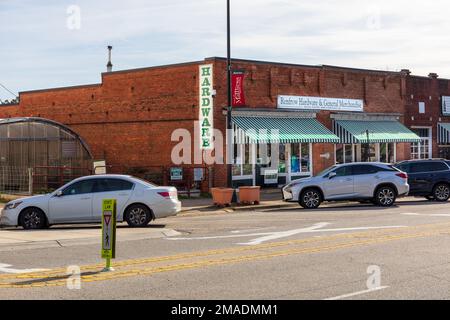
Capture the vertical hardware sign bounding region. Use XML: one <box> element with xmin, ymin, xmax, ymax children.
<box><xmin>199</xmin><ymin>64</ymin><xmax>214</xmax><ymax>150</ymax></box>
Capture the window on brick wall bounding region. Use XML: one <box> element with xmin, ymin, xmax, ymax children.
<box><xmin>411</xmin><ymin>128</ymin><xmax>432</xmax><ymax>160</ymax></box>
<box><xmin>419</xmin><ymin>102</ymin><xmax>426</xmax><ymax>114</ymax></box>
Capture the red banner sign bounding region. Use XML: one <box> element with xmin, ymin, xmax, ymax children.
<box><xmin>232</xmin><ymin>70</ymin><xmax>246</xmax><ymax>107</ymax></box>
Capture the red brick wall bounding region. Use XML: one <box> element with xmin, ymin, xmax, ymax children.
<box><xmin>0</xmin><ymin>57</ymin><xmax>421</xmax><ymax>187</ymax></box>
<box><xmin>405</xmin><ymin>74</ymin><xmax>450</xmax><ymax>158</ymax></box>
<box><xmin>0</xmin><ymin>63</ymin><xmax>201</xmax><ymax>172</ymax></box>
<box><xmin>211</xmin><ymin>58</ymin><xmax>408</xmax><ymax>175</ymax></box>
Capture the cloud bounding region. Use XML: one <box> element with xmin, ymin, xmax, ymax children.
<box><xmin>1</xmin><ymin>0</ymin><xmax>450</xmax><ymax>100</ymax></box>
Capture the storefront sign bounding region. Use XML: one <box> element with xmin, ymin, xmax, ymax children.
<box><xmin>199</xmin><ymin>64</ymin><xmax>214</xmax><ymax>150</ymax></box>
<box><xmin>170</xmin><ymin>167</ymin><xmax>183</xmax><ymax>181</ymax></box>
<box><xmin>232</xmin><ymin>70</ymin><xmax>246</xmax><ymax>107</ymax></box>
<box><xmin>442</xmin><ymin>96</ymin><xmax>450</xmax><ymax>116</ymax></box>
<box><xmin>194</xmin><ymin>168</ymin><xmax>204</xmax><ymax>182</ymax></box>
<box><xmin>278</xmin><ymin>95</ymin><xmax>364</xmax><ymax>112</ymax></box>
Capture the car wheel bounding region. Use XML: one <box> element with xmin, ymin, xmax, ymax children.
<box><xmin>433</xmin><ymin>184</ymin><xmax>450</xmax><ymax>202</ymax></box>
<box><xmin>124</xmin><ymin>204</ymin><xmax>152</xmax><ymax>227</ymax></box>
<box><xmin>299</xmin><ymin>188</ymin><xmax>322</xmax><ymax>209</ymax></box>
<box><xmin>19</xmin><ymin>208</ymin><xmax>47</xmax><ymax>230</ymax></box>
<box><xmin>374</xmin><ymin>186</ymin><xmax>397</xmax><ymax>207</ymax></box>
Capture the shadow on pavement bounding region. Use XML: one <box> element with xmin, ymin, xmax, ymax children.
<box><xmin>265</xmin><ymin>198</ymin><xmax>449</xmax><ymax>213</ymax></box>
<box><xmin>1</xmin><ymin>223</ymin><xmax>167</xmax><ymax>232</ymax></box>
<box><xmin>12</xmin><ymin>270</ymin><xmax>104</xmax><ymax>286</ymax></box>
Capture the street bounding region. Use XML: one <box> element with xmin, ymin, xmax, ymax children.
<box><xmin>0</xmin><ymin>198</ymin><xmax>450</xmax><ymax>300</ymax></box>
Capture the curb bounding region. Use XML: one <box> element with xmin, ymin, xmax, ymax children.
<box><xmin>180</xmin><ymin>201</ymin><xmax>297</xmax><ymax>215</ymax></box>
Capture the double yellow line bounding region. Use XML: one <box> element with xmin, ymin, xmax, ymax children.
<box><xmin>1</xmin><ymin>222</ymin><xmax>450</xmax><ymax>288</ymax></box>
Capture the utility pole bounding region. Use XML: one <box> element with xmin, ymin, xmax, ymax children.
<box><xmin>226</xmin><ymin>0</ymin><xmax>233</xmax><ymax>188</ymax></box>
<box><xmin>365</xmin><ymin>129</ymin><xmax>370</xmax><ymax>162</ymax></box>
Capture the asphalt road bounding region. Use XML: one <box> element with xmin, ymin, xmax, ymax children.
<box><xmin>1</xmin><ymin>198</ymin><xmax>450</xmax><ymax>300</ymax></box>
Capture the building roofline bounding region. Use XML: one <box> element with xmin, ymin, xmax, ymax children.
<box><xmin>16</xmin><ymin>60</ymin><xmax>206</xmax><ymax>96</ymax></box>
<box><xmin>100</xmin><ymin>59</ymin><xmax>205</xmax><ymax>77</ymax></box>
<box><xmin>12</xmin><ymin>57</ymin><xmax>450</xmax><ymax>98</ymax></box>
<box><xmin>206</xmin><ymin>57</ymin><xmax>403</xmax><ymax>75</ymax></box>
<box><xmin>19</xmin><ymin>83</ymin><xmax>101</xmax><ymax>96</ymax></box>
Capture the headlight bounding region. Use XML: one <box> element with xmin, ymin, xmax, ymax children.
<box><xmin>4</xmin><ymin>201</ymin><xmax>23</xmax><ymax>210</ymax></box>
<box><xmin>287</xmin><ymin>181</ymin><xmax>303</xmax><ymax>188</ymax></box>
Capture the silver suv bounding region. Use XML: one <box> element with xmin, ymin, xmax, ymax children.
<box><xmin>282</xmin><ymin>163</ymin><xmax>409</xmax><ymax>209</ymax></box>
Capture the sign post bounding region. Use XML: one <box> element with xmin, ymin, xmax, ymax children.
<box><xmin>101</xmin><ymin>199</ymin><xmax>117</xmax><ymax>272</ymax></box>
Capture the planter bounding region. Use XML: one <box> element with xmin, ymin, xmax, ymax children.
<box><xmin>210</xmin><ymin>188</ymin><xmax>234</xmax><ymax>207</ymax></box>
<box><xmin>238</xmin><ymin>186</ymin><xmax>261</xmax><ymax>205</ymax></box>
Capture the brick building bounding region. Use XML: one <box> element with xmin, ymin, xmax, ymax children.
<box><xmin>1</xmin><ymin>57</ymin><xmax>448</xmax><ymax>189</ymax></box>
<box><xmin>403</xmin><ymin>71</ymin><xmax>450</xmax><ymax>160</ymax></box>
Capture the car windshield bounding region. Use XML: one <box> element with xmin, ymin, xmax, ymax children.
<box><xmin>315</xmin><ymin>166</ymin><xmax>337</xmax><ymax>177</ymax></box>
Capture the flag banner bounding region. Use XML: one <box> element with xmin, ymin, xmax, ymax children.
<box><xmin>232</xmin><ymin>70</ymin><xmax>246</xmax><ymax>107</ymax></box>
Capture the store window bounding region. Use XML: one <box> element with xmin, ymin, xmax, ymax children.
<box><xmin>336</xmin><ymin>144</ymin><xmax>353</xmax><ymax>164</ymax></box>
<box><xmin>337</xmin><ymin>143</ymin><xmax>396</xmax><ymax>164</ymax></box>
<box><xmin>278</xmin><ymin>144</ymin><xmax>287</xmax><ymax>174</ymax></box>
<box><xmin>360</xmin><ymin>144</ymin><xmax>377</xmax><ymax>162</ymax></box>
<box><xmin>232</xmin><ymin>143</ymin><xmax>253</xmax><ymax>177</ymax></box>
<box><xmin>291</xmin><ymin>144</ymin><xmax>300</xmax><ymax>174</ymax></box>
<box><xmin>232</xmin><ymin>144</ymin><xmax>242</xmax><ymax>176</ymax></box>
<box><xmin>439</xmin><ymin>147</ymin><xmax>450</xmax><ymax>160</ymax></box>
<box><xmin>411</xmin><ymin>128</ymin><xmax>431</xmax><ymax>160</ymax></box>
<box><xmin>301</xmin><ymin>144</ymin><xmax>310</xmax><ymax>173</ymax></box>
<box><xmin>380</xmin><ymin>143</ymin><xmax>395</xmax><ymax>163</ymax></box>
<box><xmin>243</xmin><ymin>144</ymin><xmax>253</xmax><ymax>175</ymax></box>
<box><xmin>289</xmin><ymin>143</ymin><xmax>310</xmax><ymax>174</ymax></box>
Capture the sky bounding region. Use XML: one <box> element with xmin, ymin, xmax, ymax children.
<box><xmin>1</xmin><ymin>0</ymin><xmax>450</xmax><ymax>101</ymax></box>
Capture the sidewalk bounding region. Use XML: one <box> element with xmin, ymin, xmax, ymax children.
<box><xmin>0</xmin><ymin>225</ymin><xmax>181</xmax><ymax>251</ymax></box>
<box><xmin>180</xmin><ymin>189</ymin><xmax>296</xmax><ymax>215</ymax></box>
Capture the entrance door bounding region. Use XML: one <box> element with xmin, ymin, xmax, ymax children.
<box><xmin>411</xmin><ymin>128</ymin><xmax>432</xmax><ymax>160</ymax></box>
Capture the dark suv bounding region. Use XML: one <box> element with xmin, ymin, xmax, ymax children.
<box><xmin>395</xmin><ymin>159</ymin><xmax>450</xmax><ymax>202</ymax></box>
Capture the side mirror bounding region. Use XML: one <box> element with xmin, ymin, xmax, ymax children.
<box><xmin>55</xmin><ymin>190</ymin><xmax>63</xmax><ymax>197</ymax></box>
<box><xmin>328</xmin><ymin>172</ymin><xmax>337</xmax><ymax>179</ymax></box>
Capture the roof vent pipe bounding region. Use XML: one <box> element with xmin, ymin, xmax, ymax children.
<box><xmin>107</xmin><ymin>46</ymin><xmax>113</xmax><ymax>72</ymax></box>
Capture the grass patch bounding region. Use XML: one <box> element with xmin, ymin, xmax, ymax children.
<box><xmin>0</xmin><ymin>196</ymin><xmax>8</xmax><ymax>204</ymax></box>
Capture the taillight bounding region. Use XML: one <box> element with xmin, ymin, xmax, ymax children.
<box><xmin>158</xmin><ymin>192</ymin><xmax>170</xmax><ymax>198</ymax></box>
<box><xmin>396</xmin><ymin>172</ymin><xmax>408</xmax><ymax>180</ymax></box>
<box><xmin>157</xmin><ymin>191</ymin><xmax>178</xmax><ymax>199</ymax></box>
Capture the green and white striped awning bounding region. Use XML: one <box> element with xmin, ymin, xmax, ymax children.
<box><xmin>232</xmin><ymin>116</ymin><xmax>340</xmax><ymax>144</ymax></box>
<box><xmin>438</xmin><ymin>123</ymin><xmax>450</xmax><ymax>144</ymax></box>
<box><xmin>333</xmin><ymin>120</ymin><xmax>421</xmax><ymax>144</ymax></box>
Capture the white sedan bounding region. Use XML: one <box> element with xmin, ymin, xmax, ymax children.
<box><xmin>0</xmin><ymin>175</ymin><xmax>181</xmax><ymax>230</ymax></box>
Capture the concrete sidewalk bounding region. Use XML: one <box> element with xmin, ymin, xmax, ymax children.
<box><xmin>0</xmin><ymin>224</ymin><xmax>181</xmax><ymax>251</ymax></box>
<box><xmin>180</xmin><ymin>189</ymin><xmax>295</xmax><ymax>215</ymax></box>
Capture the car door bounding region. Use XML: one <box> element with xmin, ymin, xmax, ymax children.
<box><xmin>323</xmin><ymin>166</ymin><xmax>354</xmax><ymax>200</ymax></box>
<box><xmin>352</xmin><ymin>165</ymin><xmax>380</xmax><ymax>198</ymax></box>
<box><xmin>408</xmin><ymin>162</ymin><xmax>433</xmax><ymax>194</ymax></box>
<box><xmin>48</xmin><ymin>179</ymin><xmax>95</xmax><ymax>223</ymax></box>
<box><xmin>91</xmin><ymin>178</ymin><xmax>135</xmax><ymax>222</ymax></box>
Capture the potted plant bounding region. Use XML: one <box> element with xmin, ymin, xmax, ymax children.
<box><xmin>210</xmin><ymin>188</ymin><xmax>235</xmax><ymax>207</ymax></box>
<box><xmin>238</xmin><ymin>186</ymin><xmax>261</xmax><ymax>205</ymax></box>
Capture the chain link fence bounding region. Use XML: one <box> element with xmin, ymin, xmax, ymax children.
<box><xmin>0</xmin><ymin>166</ymin><xmax>32</xmax><ymax>195</ymax></box>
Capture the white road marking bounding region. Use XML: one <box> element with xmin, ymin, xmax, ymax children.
<box><xmin>324</xmin><ymin>286</ymin><xmax>389</xmax><ymax>300</ymax></box>
<box><xmin>168</xmin><ymin>223</ymin><xmax>406</xmax><ymax>246</ymax></box>
<box><xmin>0</xmin><ymin>263</ymin><xmax>49</xmax><ymax>274</ymax></box>
<box><xmin>402</xmin><ymin>213</ymin><xmax>450</xmax><ymax>217</ymax></box>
